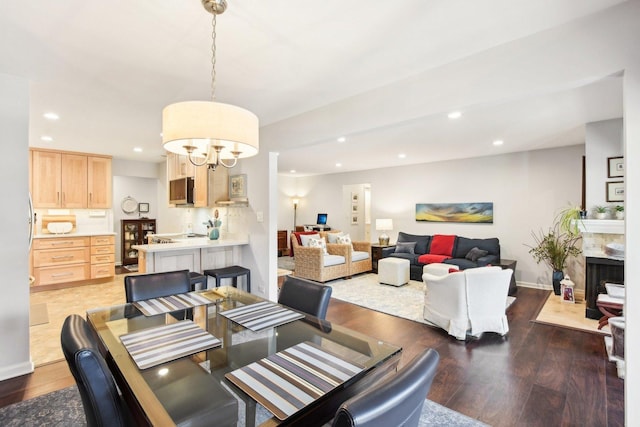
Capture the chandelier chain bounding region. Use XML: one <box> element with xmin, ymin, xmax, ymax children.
<box><xmin>211</xmin><ymin>12</ymin><xmax>217</xmax><ymax>101</ymax></box>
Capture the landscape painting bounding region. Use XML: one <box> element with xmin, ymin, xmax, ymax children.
<box><xmin>415</xmin><ymin>203</ymin><xmax>494</xmax><ymax>223</ymax></box>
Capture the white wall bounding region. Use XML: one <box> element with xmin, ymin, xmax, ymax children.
<box><xmin>0</xmin><ymin>73</ymin><xmax>32</xmax><ymax>380</ymax></box>
<box><xmin>284</xmin><ymin>145</ymin><xmax>584</xmax><ymax>289</ymax></box>
<box><xmin>585</xmin><ymin>118</ymin><xmax>624</xmax><ymax>213</ymax></box>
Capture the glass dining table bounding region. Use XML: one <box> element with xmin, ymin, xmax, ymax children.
<box><xmin>87</xmin><ymin>286</ymin><xmax>402</xmax><ymax>426</ymax></box>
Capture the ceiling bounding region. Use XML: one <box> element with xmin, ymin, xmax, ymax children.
<box><xmin>0</xmin><ymin>0</ymin><xmax>625</xmax><ymax>176</ymax></box>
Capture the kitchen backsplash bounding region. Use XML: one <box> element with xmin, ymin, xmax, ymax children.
<box><xmin>34</xmin><ymin>209</ymin><xmax>114</xmax><ymax>235</ymax></box>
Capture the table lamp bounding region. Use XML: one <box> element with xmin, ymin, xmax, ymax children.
<box><xmin>375</xmin><ymin>219</ymin><xmax>393</xmax><ymax>245</ymax></box>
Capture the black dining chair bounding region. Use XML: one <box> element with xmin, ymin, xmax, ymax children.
<box><xmin>124</xmin><ymin>269</ymin><xmax>191</xmax><ymax>302</ymax></box>
<box><xmin>61</xmin><ymin>314</ymin><xmax>133</xmax><ymax>427</ymax></box>
<box><xmin>332</xmin><ymin>348</ymin><xmax>440</xmax><ymax>427</ymax></box>
<box><xmin>278</xmin><ymin>276</ymin><xmax>332</xmax><ymax>319</ymax></box>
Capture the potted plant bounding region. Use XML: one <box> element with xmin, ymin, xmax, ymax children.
<box><xmin>613</xmin><ymin>204</ymin><xmax>624</xmax><ymax>220</ymax></box>
<box><xmin>556</xmin><ymin>205</ymin><xmax>583</xmax><ymax>236</ymax></box>
<box><xmin>594</xmin><ymin>205</ymin><xmax>608</xmax><ymax>219</ymax></box>
<box><xmin>528</xmin><ymin>221</ymin><xmax>582</xmax><ymax>295</ymax></box>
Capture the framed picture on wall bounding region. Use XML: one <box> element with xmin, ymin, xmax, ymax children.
<box><xmin>351</xmin><ymin>214</ymin><xmax>358</xmax><ymax>224</ymax></box>
<box><xmin>351</xmin><ymin>192</ymin><xmax>358</xmax><ymax>203</ymax></box>
<box><xmin>138</xmin><ymin>202</ymin><xmax>150</xmax><ymax>213</ymax></box>
<box><xmin>352</xmin><ymin>204</ymin><xmax>358</xmax><ymax>213</ymax></box>
<box><xmin>606</xmin><ymin>181</ymin><xmax>624</xmax><ymax>202</ymax></box>
<box><xmin>229</xmin><ymin>174</ymin><xmax>247</xmax><ymax>200</ymax></box>
<box><xmin>608</xmin><ymin>156</ymin><xmax>624</xmax><ymax>178</ymax></box>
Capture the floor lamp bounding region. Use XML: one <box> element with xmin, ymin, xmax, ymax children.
<box><xmin>292</xmin><ymin>198</ymin><xmax>299</xmax><ymax>230</ymax></box>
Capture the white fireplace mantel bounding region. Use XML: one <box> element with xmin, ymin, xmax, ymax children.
<box><xmin>575</xmin><ymin>219</ymin><xmax>624</xmax><ymax>235</ymax></box>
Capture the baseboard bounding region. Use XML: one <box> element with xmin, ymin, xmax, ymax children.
<box><xmin>0</xmin><ymin>359</ymin><xmax>34</xmax><ymax>381</ymax></box>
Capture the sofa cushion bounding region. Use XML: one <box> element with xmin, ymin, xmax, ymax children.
<box><xmin>326</xmin><ymin>232</ymin><xmax>344</xmax><ymax>243</ymax></box>
<box><xmin>336</xmin><ymin>234</ymin><xmax>353</xmax><ymax>249</ymax></box>
<box><xmin>324</xmin><ymin>254</ymin><xmax>346</xmax><ymax>267</ymax></box>
<box><xmin>308</xmin><ymin>237</ymin><xmax>328</xmax><ymax>254</ymax></box>
<box><xmin>352</xmin><ymin>251</ymin><xmax>369</xmax><ymax>262</ymax></box>
<box><xmin>444</xmin><ymin>258</ymin><xmax>478</xmax><ymax>270</ymax></box>
<box><xmin>430</xmin><ymin>235</ymin><xmax>456</xmax><ymax>256</ymax></box>
<box><xmin>397</xmin><ymin>232</ymin><xmax>431</xmax><ymax>255</ymax></box>
<box><xmin>453</xmin><ymin>237</ymin><xmax>500</xmax><ymax>259</ymax></box>
<box><xmin>418</xmin><ymin>254</ymin><xmax>451</xmax><ymax>264</ymax></box>
<box><xmin>300</xmin><ymin>233</ymin><xmax>321</xmax><ymax>247</ymax></box>
<box><xmin>395</xmin><ymin>241</ymin><xmax>417</xmax><ymax>254</ymax></box>
<box><xmin>465</xmin><ymin>247</ymin><xmax>488</xmax><ymax>262</ymax></box>
<box><xmin>291</xmin><ymin>231</ymin><xmax>320</xmax><ymax>256</ymax></box>
<box><xmin>389</xmin><ymin>253</ymin><xmax>420</xmax><ymax>264</ymax></box>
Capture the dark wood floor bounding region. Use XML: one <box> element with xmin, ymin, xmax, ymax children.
<box><xmin>0</xmin><ymin>287</ymin><xmax>624</xmax><ymax>426</ymax></box>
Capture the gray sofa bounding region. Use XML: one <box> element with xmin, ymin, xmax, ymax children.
<box><xmin>381</xmin><ymin>232</ymin><xmax>515</xmax><ymax>295</ymax></box>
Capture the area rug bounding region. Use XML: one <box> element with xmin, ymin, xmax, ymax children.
<box><xmin>533</xmin><ymin>291</ymin><xmax>608</xmax><ymax>335</ymax></box>
<box><xmin>29</xmin><ymin>303</ymin><xmax>49</xmax><ymax>326</ymax></box>
<box><xmin>0</xmin><ymin>385</ymin><xmax>487</xmax><ymax>427</ymax></box>
<box><xmin>328</xmin><ymin>273</ymin><xmax>515</xmax><ymax>325</ymax></box>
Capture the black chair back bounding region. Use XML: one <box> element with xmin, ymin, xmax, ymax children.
<box><xmin>332</xmin><ymin>348</ymin><xmax>440</xmax><ymax>427</ymax></box>
<box><xmin>124</xmin><ymin>269</ymin><xmax>191</xmax><ymax>302</ymax></box>
<box><xmin>61</xmin><ymin>314</ymin><xmax>131</xmax><ymax>427</ymax></box>
<box><xmin>278</xmin><ymin>276</ymin><xmax>332</xmax><ymax>319</ymax></box>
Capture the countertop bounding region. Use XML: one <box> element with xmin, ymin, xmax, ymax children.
<box><xmin>34</xmin><ymin>232</ymin><xmax>116</xmax><ymax>239</ymax></box>
<box><xmin>132</xmin><ymin>237</ymin><xmax>249</xmax><ymax>253</ymax></box>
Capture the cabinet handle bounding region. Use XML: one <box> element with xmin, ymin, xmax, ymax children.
<box><xmin>96</xmin><ymin>256</ymin><xmax>110</xmax><ymax>261</ymax></box>
<box><xmin>57</xmin><ymin>192</ymin><xmax>60</xmax><ymax>203</ymax></box>
<box><xmin>51</xmin><ymin>241</ymin><xmax>73</xmax><ymax>246</ymax></box>
<box><xmin>52</xmin><ymin>272</ymin><xmax>73</xmax><ymax>278</ymax></box>
<box><xmin>51</xmin><ymin>255</ymin><xmax>74</xmax><ymax>260</ymax></box>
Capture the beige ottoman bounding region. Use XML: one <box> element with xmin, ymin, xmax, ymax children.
<box><xmin>378</xmin><ymin>258</ymin><xmax>410</xmax><ymax>286</ymax></box>
<box><xmin>423</xmin><ymin>263</ymin><xmax>459</xmax><ymax>277</ymax></box>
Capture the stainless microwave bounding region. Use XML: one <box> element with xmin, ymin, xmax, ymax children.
<box><xmin>169</xmin><ymin>177</ymin><xmax>194</xmax><ymax>205</ymax></box>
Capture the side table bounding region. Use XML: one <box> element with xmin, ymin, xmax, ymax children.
<box><xmin>371</xmin><ymin>244</ymin><xmax>395</xmax><ymax>273</ymax></box>
<box><xmin>494</xmin><ymin>259</ymin><xmax>517</xmax><ymax>296</ymax></box>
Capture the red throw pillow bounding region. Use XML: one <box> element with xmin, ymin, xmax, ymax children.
<box><xmin>430</xmin><ymin>234</ymin><xmax>456</xmax><ymax>256</ymax></box>
<box><xmin>291</xmin><ymin>231</ymin><xmax>318</xmax><ymax>256</ymax></box>
<box><xmin>418</xmin><ymin>254</ymin><xmax>451</xmax><ymax>264</ymax></box>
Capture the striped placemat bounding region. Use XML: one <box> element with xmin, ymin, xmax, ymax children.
<box><xmin>225</xmin><ymin>341</ymin><xmax>364</xmax><ymax>420</ymax></box>
<box><xmin>120</xmin><ymin>320</ymin><xmax>221</xmax><ymax>370</ymax></box>
<box><xmin>132</xmin><ymin>292</ymin><xmax>214</xmax><ymax>316</ymax></box>
<box><xmin>219</xmin><ymin>301</ymin><xmax>304</xmax><ymax>331</ymax></box>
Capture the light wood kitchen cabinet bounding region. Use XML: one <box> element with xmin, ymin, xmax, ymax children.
<box><xmin>88</xmin><ymin>156</ymin><xmax>112</xmax><ymax>208</ymax></box>
<box><xmin>31</xmin><ymin>234</ymin><xmax>115</xmax><ymax>288</ymax></box>
<box><xmin>32</xmin><ymin>236</ymin><xmax>91</xmax><ymax>286</ymax></box>
<box><xmin>194</xmin><ymin>164</ymin><xmax>229</xmax><ymax>207</ymax></box>
<box><xmin>167</xmin><ymin>152</ymin><xmax>196</xmax><ymax>181</ymax></box>
<box><xmin>30</xmin><ymin>149</ymin><xmax>112</xmax><ymax>209</ymax></box>
<box><xmin>90</xmin><ymin>235</ymin><xmax>115</xmax><ymax>278</ymax></box>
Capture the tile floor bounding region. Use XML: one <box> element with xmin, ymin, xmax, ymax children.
<box><xmin>29</xmin><ymin>274</ymin><xmax>128</xmax><ymax>366</ymax></box>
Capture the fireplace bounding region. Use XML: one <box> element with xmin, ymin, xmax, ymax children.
<box><xmin>585</xmin><ymin>256</ymin><xmax>624</xmax><ymax>319</ymax></box>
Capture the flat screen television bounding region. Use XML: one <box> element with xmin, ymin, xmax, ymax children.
<box><xmin>317</xmin><ymin>213</ymin><xmax>328</xmax><ymax>225</ymax></box>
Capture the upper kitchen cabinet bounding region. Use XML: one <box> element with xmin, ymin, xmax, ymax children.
<box><xmin>167</xmin><ymin>152</ymin><xmax>196</xmax><ymax>180</ymax></box>
<box><xmin>194</xmin><ymin>163</ymin><xmax>229</xmax><ymax>207</ymax></box>
<box><xmin>87</xmin><ymin>156</ymin><xmax>112</xmax><ymax>208</ymax></box>
<box><xmin>30</xmin><ymin>149</ymin><xmax>112</xmax><ymax>209</ymax></box>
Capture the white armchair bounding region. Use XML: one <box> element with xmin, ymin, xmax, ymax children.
<box><xmin>422</xmin><ymin>266</ymin><xmax>512</xmax><ymax>340</ymax></box>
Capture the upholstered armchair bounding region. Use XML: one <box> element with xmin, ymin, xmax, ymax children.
<box><xmin>291</xmin><ymin>233</ymin><xmax>351</xmax><ymax>283</ymax></box>
<box><xmin>320</xmin><ymin>231</ymin><xmax>372</xmax><ymax>277</ymax></box>
<box><xmin>422</xmin><ymin>266</ymin><xmax>512</xmax><ymax>340</ymax></box>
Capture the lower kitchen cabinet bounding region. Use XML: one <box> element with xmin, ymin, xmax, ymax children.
<box><xmin>31</xmin><ymin>234</ymin><xmax>115</xmax><ymax>289</ymax></box>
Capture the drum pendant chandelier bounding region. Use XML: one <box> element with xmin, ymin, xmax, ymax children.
<box><xmin>162</xmin><ymin>0</ymin><xmax>259</xmax><ymax>170</ymax></box>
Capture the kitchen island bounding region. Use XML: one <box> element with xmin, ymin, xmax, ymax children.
<box><xmin>132</xmin><ymin>235</ymin><xmax>249</xmax><ymax>284</ymax></box>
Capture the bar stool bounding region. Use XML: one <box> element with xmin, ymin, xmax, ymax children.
<box><xmin>203</xmin><ymin>266</ymin><xmax>251</xmax><ymax>292</ymax></box>
<box><xmin>189</xmin><ymin>271</ymin><xmax>207</xmax><ymax>291</ymax></box>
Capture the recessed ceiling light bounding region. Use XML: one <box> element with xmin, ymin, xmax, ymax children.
<box><xmin>133</xmin><ymin>147</ymin><xmax>143</xmax><ymax>153</ymax></box>
<box><xmin>290</xmin><ymin>169</ymin><xmax>296</xmax><ymax>174</ymax></box>
<box><xmin>335</xmin><ymin>163</ymin><xmax>342</xmax><ymax>167</ymax></box>
<box><xmin>43</xmin><ymin>112</ymin><xmax>59</xmax><ymax>120</ymax></box>
<box><xmin>448</xmin><ymin>111</ymin><xmax>462</xmax><ymax>119</ymax></box>
<box><xmin>398</xmin><ymin>153</ymin><xmax>406</xmax><ymax>159</ymax></box>
<box><xmin>41</xmin><ymin>136</ymin><xmax>53</xmax><ymax>142</ymax></box>
<box><xmin>493</xmin><ymin>140</ymin><xmax>504</xmax><ymax>146</ymax></box>
<box><xmin>337</xmin><ymin>136</ymin><xmax>346</xmax><ymax>143</ymax></box>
